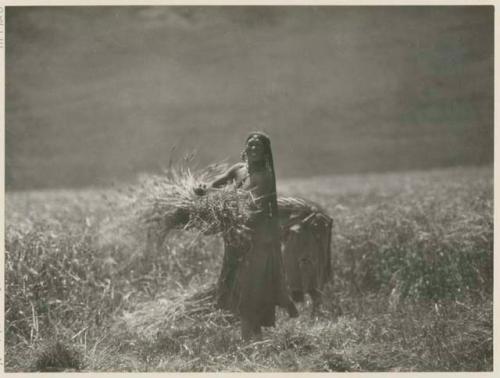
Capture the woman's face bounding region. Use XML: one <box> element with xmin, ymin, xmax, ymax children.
<box><xmin>245</xmin><ymin>135</ymin><xmax>266</xmax><ymax>163</ymax></box>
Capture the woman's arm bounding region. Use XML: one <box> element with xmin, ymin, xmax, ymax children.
<box><xmin>194</xmin><ymin>162</ymin><xmax>245</xmax><ymax>195</ymax></box>
<box><xmin>210</xmin><ymin>162</ymin><xmax>245</xmax><ymax>188</ymax></box>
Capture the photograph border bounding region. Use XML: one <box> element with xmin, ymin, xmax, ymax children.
<box><xmin>0</xmin><ymin>1</ymin><xmax>496</xmax><ymax>377</ymax></box>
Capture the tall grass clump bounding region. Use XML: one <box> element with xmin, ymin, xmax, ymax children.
<box><xmin>326</xmin><ymin>168</ymin><xmax>493</xmax><ymax>302</ymax></box>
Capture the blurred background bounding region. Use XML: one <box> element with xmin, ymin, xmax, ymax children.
<box><xmin>5</xmin><ymin>6</ymin><xmax>493</xmax><ymax>190</ymax></box>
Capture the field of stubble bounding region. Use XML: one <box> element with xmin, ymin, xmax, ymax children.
<box><xmin>5</xmin><ymin>166</ymin><xmax>493</xmax><ymax>372</ymax></box>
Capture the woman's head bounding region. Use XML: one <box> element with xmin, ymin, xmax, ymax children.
<box><xmin>243</xmin><ymin>132</ymin><xmax>272</xmax><ymax>164</ymax></box>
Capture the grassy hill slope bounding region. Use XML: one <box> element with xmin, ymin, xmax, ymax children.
<box><xmin>6</xmin><ymin>7</ymin><xmax>493</xmax><ymax>189</ymax></box>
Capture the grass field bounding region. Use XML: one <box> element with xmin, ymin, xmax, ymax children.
<box><xmin>5</xmin><ymin>165</ymin><xmax>493</xmax><ymax>372</ymax></box>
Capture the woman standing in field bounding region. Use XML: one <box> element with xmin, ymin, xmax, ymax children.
<box><xmin>195</xmin><ymin>132</ymin><xmax>298</xmax><ymax>340</ymax></box>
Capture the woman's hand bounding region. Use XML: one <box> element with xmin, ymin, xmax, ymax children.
<box><xmin>193</xmin><ymin>183</ymin><xmax>208</xmax><ymax>196</ymax></box>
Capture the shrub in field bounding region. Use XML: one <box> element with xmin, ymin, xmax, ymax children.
<box><xmin>34</xmin><ymin>340</ymin><xmax>82</xmax><ymax>372</ymax></box>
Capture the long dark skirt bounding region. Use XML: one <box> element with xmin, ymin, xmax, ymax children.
<box><xmin>216</xmin><ymin>221</ymin><xmax>286</xmax><ymax>327</ymax></box>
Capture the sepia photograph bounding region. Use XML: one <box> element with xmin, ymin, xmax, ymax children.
<box><xmin>4</xmin><ymin>5</ymin><xmax>494</xmax><ymax>372</ymax></box>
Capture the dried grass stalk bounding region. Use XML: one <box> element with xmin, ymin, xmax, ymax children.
<box><xmin>131</xmin><ymin>164</ymin><xmax>253</xmax><ymax>243</ymax></box>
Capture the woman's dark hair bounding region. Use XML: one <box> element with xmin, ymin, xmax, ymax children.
<box><xmin>243</xmin><ymin>132</ymin><xmax>279</xmax><ymax>219</ymax></box>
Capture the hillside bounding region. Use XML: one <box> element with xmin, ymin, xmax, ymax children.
<box><xmin>5</xmin><ymin>6</ymin><xmax>493</xmax><ymax>189</ymax></box>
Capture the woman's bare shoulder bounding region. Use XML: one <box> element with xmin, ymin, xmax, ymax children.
<box><xmin>228</xmin><ymin>162</ymin><xmax>246</xmax><ymax>173</ymax></box>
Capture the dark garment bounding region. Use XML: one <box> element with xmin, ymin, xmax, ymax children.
<box><xmin>216</xmin><ymin>214</ymin><xmax>287</xmax><ymax>327</ymax></box>
<box><xmin>282</xmin><ymin>213</ymin><xmax>332</xmax><ymax>300</ymax></box>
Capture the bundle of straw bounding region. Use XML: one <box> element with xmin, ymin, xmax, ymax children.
<box><xmin>132</xmin><ymin>164</ymin><xmax>254</xmax><ymax>243</ymax></box>
<box><xmin>125</xmin><ymin>163</ymin><xmax>329</xmax><ymax>246</ymax></box>
<box><xmin>115</xmin><ymin>285</ymin><xmax>235</xmax><ymax>345</ymax></box>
